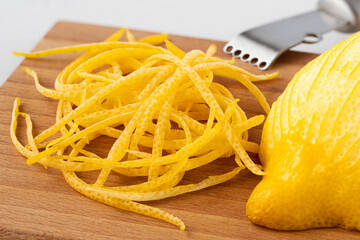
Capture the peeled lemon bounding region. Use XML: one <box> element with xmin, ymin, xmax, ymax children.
<box><xmin>246</xmin><ymin>32</ymin><xmax>360</xmax><ymax>230</ymax></box>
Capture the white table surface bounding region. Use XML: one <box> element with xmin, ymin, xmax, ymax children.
<box><xmin>0</xmin><ymin>0</ymin><xmax>353</xmax><ymax>86</ymax></box>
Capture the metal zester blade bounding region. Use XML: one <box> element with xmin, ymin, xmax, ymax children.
<box><xmin>224</xmin><ymin>0</ymin><xmax>360</xmax><ymax>70</ymax></box>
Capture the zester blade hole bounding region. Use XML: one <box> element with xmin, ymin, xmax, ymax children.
<box><xmin>242</xmin><ymin>54</ymin><xmax>250</xmax><ymax>60</ymax></box>
<box><xmin>251</xmin><ymin>58</ymin><xmax>258</xmax><ymax>64</ymax></box>
<box><xmin>226</xmin><ymin>46</ymin><xmax>233</xmax><ymax>52</ymax></box>
<box><xmin>303</xmin><ymin>33</ymin><xmax>320</xmax><ymax>44</ymax></box>
<box><xmin>234</xmin><ymin>50</ymin><xmax>241</xmax><ymax>57</ymax></box>
<box><xmin>259</xmin><ymin>62</ymin><xmax>267</xmax><ymax>68</ymax></box>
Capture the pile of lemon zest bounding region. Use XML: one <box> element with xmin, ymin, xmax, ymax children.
<box><xmin>11</xmin><ymin>29</ymin><xmax>276</xmax><ymax>230</ymax></box>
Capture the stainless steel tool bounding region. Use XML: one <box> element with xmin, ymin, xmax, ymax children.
<box><xmin>224</xmin><ymin>0</ymin><xmax>360</xmax><ymax>70</ymax></box>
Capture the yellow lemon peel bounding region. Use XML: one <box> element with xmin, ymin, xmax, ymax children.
<box><xmin>247</xmin><ymin>32</ymin><xmax>360</xmax><ymax>231</ymax></box>
<box><xmin>11</xmin><ymin>28</ymin><xmax>276</xmax><ymax>230</ymax></box>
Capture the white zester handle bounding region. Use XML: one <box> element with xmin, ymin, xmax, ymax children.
<box><xmin>318</xmin><ymin>0</ymin><xmax>360</xmax><ymax>32</ymax></box>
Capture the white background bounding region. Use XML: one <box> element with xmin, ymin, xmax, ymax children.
<box><xmin>0</xmin><ymin>0</ymin><xmax>353</xmax><ymax>86</ymax></box>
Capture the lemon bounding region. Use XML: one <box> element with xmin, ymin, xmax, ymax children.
<box><xmin>246</xmin><ymin>32</ymin><xmax>360</xmax><ymax>230</ymax></box>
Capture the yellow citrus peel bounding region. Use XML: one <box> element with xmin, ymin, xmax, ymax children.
<box><xmin>11</xmin><ymin>28</ymin><xmax>277</xmax><ymax>230</ymax></box>
<box><xmin>247</xmin><ymin>31</ymin><xmax>360</xmax><ymax>231</ymax></box>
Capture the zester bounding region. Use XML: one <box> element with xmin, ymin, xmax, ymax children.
<box><xmin>224</xmin><ymin>0</ymin><xmax>360</xmax><ymax>70</ymax></box>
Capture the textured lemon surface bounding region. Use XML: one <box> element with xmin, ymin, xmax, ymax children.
<box><xmin>246</xmin><ymin>32</ymin><xmax>360</xmax><ymax>230</ymax></box>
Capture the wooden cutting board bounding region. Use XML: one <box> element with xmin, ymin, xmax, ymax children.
<box><xmin>1</xmin><ymin>21</ymin><xmax>359</xmax><ymax>240</ymax></box>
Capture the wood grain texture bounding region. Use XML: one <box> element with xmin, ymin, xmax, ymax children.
<box><xmin>0</xmin><ymin>21</ymin><xmax>359</xmax><ymax>240</ymax></box>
